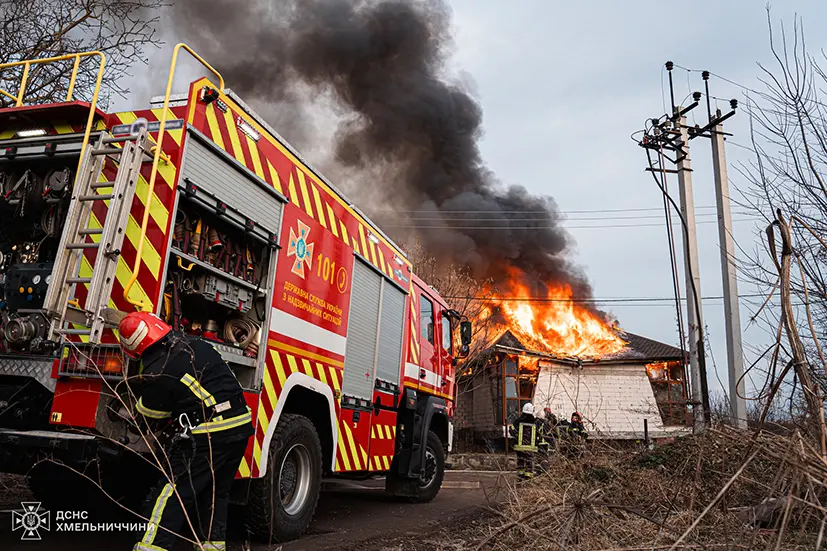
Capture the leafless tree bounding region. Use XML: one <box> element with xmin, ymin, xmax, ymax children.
<box><xmin>404</xmin><ymin>239</ymin><xmax>495</xmax><ymax>367</ymax></box>
<box><xmin>0</xmin><ymin>0</ymin><xmax>164</xmax><ymax>107</ymax></box>
<box><xmin>736</xmin><ymin>11</ymin><xmax>827</xmax><ymax>447</ymax></box>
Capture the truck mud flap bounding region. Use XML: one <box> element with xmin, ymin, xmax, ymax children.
<box><xmin>394</xmin><ymin>391</ymin><xmax>446</xmax><ymax>479</ymax></box>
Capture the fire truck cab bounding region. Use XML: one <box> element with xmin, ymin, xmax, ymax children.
<box><xmin>0</xmin><ymin>46</ymin><xmax>471</xmax><ymax>541</ymax></box>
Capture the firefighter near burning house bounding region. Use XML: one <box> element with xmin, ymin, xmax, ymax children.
<box><xmin>0</xmin><ymin>45</ymin><xmax>473</xmax><ymax>544</ymax></box>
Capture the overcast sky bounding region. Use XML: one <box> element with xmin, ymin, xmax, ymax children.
<box><xmin>441</xmin><ymin>0</ymin><xmax>826</xmax><ymax>395</ymax></box>
<box><xmin>122</xmin><ymin>1</ymin><xmax>827</xmax><ymax>395</ymax></box>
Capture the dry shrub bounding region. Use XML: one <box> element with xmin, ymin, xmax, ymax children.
<box><xmin>472</xmin><ymin>427</ymin><xmax>827</xmax><ymax>550</ymax></box>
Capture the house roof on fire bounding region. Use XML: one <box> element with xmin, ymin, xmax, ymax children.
<box><xmin>490</xmin><ymin>329</ymin><xmax>685</xmax><ymax>365</ymax></box>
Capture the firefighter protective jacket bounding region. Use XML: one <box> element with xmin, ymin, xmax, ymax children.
<box><xmin>135</xmin><ymin>333</ymin><xmax>253</xmax><ymax>442</ymax></box>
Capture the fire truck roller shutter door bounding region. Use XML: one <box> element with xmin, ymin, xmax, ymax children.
<box><xmin>375</xmin><ymin>280</ymin><xmax>406</xmax><ymax>386</ymax></box>
<box><xmin>342</xmin><ymin>257</ymin><xmax>382</xmax><ymax>401</ymax></box>
<box><xmin>181</xmin><ymin>130</ymin><xmax>283</xmax><ymax>234</ymax></box>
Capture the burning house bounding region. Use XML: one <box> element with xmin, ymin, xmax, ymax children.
<box><xmin>453</xmin><ymin>281</ymin><xmax>691</xmax><ymax>451</ymax></box>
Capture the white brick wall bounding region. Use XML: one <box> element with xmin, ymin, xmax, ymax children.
<box><xmin>533</xmin><ymin>362</ymin><xmax>667</xmax><ymax>437</ymax></box>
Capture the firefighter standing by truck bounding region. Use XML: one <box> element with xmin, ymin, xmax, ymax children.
<box><xmin>119</xmin><ymin>312</ymin><xmax>254</xmax><ymax>551</ymax></box>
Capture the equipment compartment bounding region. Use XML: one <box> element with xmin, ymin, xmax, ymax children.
<box><xmin>163</xmin><ymin>194</ymin><xmax>271</xmax><ymax>374</ymax></box>
<box><xmin>0</xmin><ymin>143</ymin><xmax>78</xmax><ymax>353</ymax></box>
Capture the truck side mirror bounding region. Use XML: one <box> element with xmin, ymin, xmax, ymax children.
<box><xmin>460</xmin><ymin>320</ymin><xmax>472</xmax><ymax>347</ymax></box>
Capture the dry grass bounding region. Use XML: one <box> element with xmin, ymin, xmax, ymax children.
<box><xmin>469</xmin><ymin>427</ymin><xmax>827</xmax><ymax>550</ymax></box>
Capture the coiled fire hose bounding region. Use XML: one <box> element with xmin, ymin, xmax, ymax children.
<box><xmin>223</xmin><ymin>318</ymin><xmax>261</xmax><ymax>357</ymax></box>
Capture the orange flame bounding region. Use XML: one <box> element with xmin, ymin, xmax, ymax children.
<box><xmin>475</xmin><ymin>269</ymin><xmax>626</xmax><ymax>357</ymax></box>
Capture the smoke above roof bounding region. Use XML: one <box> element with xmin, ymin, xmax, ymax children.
<box><xmin>170</xmin><ymin>0</ymin><xmax>592</xmax><ymax>299</ymax></box>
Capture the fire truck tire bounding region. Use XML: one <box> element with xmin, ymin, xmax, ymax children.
<box><xmin>385</xmin><ymin>430</ymin><xmax>445</xmax><ymax>503</ymax></box>
<box><xmin>244</xmin><ymin>413</ymin><xmax>322</xmax><ymax>542</ymax></box>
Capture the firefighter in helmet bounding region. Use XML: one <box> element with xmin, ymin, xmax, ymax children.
<box><xmin>119</xmin><ymin>312</ymin><xmax>253</xmax><ymax>551</ymax></box>
<box><xmin>511</xmin><ymin>402</ymin><xmax>540</xmax><ymax>479</ymax></box>
<box><xmin>564</xmin><ymin>411</ymin><xmax>588</xmax><ymax>458</ymax></box>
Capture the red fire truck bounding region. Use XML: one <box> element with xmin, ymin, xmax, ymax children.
<box><xmin>0</xmin><ymin>45</ymin><xmax>471</xmax><ymax>540</ymax></box>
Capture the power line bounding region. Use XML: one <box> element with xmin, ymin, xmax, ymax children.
<box><xmin>385</xmin><ymin>218</ymin><xmax>757</xmax><ymax>230</ymax></box>
<box><xmin>399</xmin><ymin>212</ymin><xmax>756</xmax><ymax>222</ymax></box>
<box><xmin>673</xmin><ymin>63</ymin><xmax>827</xmax><ymax>111</ymax></box>
<box><xmin>443</xmin><ymin>293</ymin><xmax>771</xmax><ymax>304</ymax></box>
<box><xmin>375</xmin><ymin>206</ymin><xmax>724</xmax><ymax>214</ymax></box>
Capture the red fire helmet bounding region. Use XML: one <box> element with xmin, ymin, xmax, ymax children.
<box><xmin>118</xmin><ymin>311</ymin><xmax>171</xmax><ymax>358</ymax></box>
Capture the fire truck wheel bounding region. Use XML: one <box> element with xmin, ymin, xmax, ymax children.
<box><xmin>385</xmin><ymin>430</ymin><xmax>445</xmax><ymax>503</ymax></box>
<box><xmin>244</xmin><ymin>413</ymin><xmax>322</xmax><ymax>542</ymax></box>
<box><xmin>416</xmin><ymin>430</ymin><xmax>446</xmax><ymax>502</ymax></box>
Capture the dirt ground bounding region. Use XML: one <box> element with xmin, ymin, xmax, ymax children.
<box><xmin>0</xmin><ymin>471</ymin><xmax>507</xmax><ymax>550</ymax></box>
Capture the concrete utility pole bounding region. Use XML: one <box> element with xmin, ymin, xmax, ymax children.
<box><xmin>675</xmin><ymin>113</ymin><xmax>707</xmax><ymax>431</ymax></box>
<box><xmin>710</xmin><ymin>108</ymin><xmax>748</xmax><ymax>429</ymax></box>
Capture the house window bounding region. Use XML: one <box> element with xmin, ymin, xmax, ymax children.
<box><xmin>646</xmin><ymin>360</ymin><xmax>688</xmax><ymax>426</ymax></box>
<box><xmin>502</xmin><ymin>357</ymin><xmax>535</xmax><ymax>425</ymax></box>
<box><xmin>420</xmin><ymin>296</ymin><xmax>434</xmax><ymax>344</ymax></box>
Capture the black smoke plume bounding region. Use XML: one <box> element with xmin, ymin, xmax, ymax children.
<box><xmin>170</xmin><ymin>0</ymin><xmax>592</xmax><ymax>299</ymax></box>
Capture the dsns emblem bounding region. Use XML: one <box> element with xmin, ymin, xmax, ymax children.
<box><xmin>287</xmin><ymin>220</ymin><xmax>314</xmax><ymax>279</ymax></box>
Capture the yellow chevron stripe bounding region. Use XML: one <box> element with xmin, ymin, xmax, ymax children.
<box><xmin>263</xmin><ymin>361</ymin><xmax>277</xmax><ymax>409</ymax></box>
<box><xmin>83</xmin><ymin>214</ymin><xmax>151</xmax><ymax>308</ymax></box>
<box><xmin>245</xmin><ymin>136</ymin><xmax>266</xmax><ymax>179</ymax></box>
<box><xmin>361</xmin><ymin>444</ymin><xmax>368</xmax><ymax>465</ymax></box>
<box><xmin>316</xmin><ymin>363</ymin><xmax>328</xmax><ymax>385</ymax></box>
<box><xmin>133</xmin><ymin>174</ymin><xmax>170</xmax><ymax>229</ymax></box>
<box><xmin>237</xmin><ymin>457</ymin><xmax>250</xmax><ymax>478</ymax></box>
<box><xmin>391</xmin><ymin>426</ymin><xmax>397</xmax><ymax>437</ymax></box>
<box><xmin>149</xmin><ymin>109</ymin><xmax>184</xmax><ymax>146</ymax></box>
<box><xmin>204</xmin><ymin>105</ymin><xmax>225</xmax><ymax>149</ymax></box>
<box><xmin>253</xmin><ymin>438</ymin><xmax>263</xmax><ymax>469</ymax></box>
<box><xmin>287</xmin><ymin>172</ymin><xmax>300</xmax><ymax>207</ymax></box>
<box><xmin>326</xmin><ymin>204</ymin><xmax>339</xmax><ymax>237</ymax></box>
<box><xmin>339</xmin><ymin>221</ymin><xmax>349</xmax><ymax>246</ymax></box>
<box><xmin>358</xmin><ymin>225</ymin><xmax>369</xmax><ymax>260</ymax></box>
<box><xmin>369</xmin><ymin>241</ymin><xmax>378</xmax><ymax>268</ymax></box>
<box><xmin>222</xmin><ymin>107</ymin><xmax>244</xmax><ymax>165</ymax></box>
<box><xmin>301</xmin><ymin>358</ymin><xmax>314</xmax><ymax>377</ymax></box>
<box><xmin>377</xmin><ymin>252</ymin><xmax>386</xmax><ymax>274</ymax></box>
<box><xmin>335</xmin><ymin>456</ymin><xmax>341</xmax><ymax>471</ymax></box>
<box><xmin>385</xmin><ymin>425</ymin><xmax>392</xmax><ymax>439</ymax></box>
<box><xmin>257</xmin><ymin>405</ymin><xmax>269</xmax><ymax>439</ymax></box>
<box><xmin>286</xmin><ymin>354</ymin><xmax>301</xmax><ymax>377</ymax></box>
<box><xmin>272</xmin><ymin>351</ymin><xmax>288</xmax><ymax>387</ymax></box>
<box><xmin>338</xmin><ymin>423</ymin><xmax>353</xmax><ymax>471</ymax></box>
<box><xmin>295</xmin><ymin>171</ymin><xmax>314</xmax><ymax>219</ymax></box>
<box><xmin>352</xmin><ymin>240</ymin><xmax>360</xmax><ymax>256</ymax></box>
<box><xmin>343</xmin><ymin>423</ymin><xmax>362</xmax><ymax>470</ymax></box>
<box><xmin>125</xmin><ymin>215</ymin><xmax>161</xmax><ymax>274</ymax></box>
<box><xmin>266</xmin><ymin>159</ymin><xmax>284</xmax><ymax>194</ymax></box>
<box><xmin>311</xmin><ymin>185</ymin><xmax>327</xmax><ymax>229</ymax></box>
<box><xmin>383</xmin><ymin>456</ymin><xmax>391</xmax><ymax>470</ymax></box>
<box><xmin>329</xmin><ymin>367</ymin><xmax>341</xmax><ymax>391</ymax></box>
